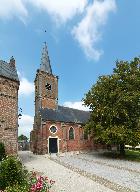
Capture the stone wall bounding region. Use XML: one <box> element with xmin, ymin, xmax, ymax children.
<box><xmin>0</xmin><ymin>76</ymin><xmax>19</xmax><ymax>155</ymax></box>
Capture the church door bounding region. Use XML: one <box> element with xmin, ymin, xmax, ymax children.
<box><xmin>49</xmin><ymin>138</ymin><xmax>58</xmax><ymax>153</ymax></box>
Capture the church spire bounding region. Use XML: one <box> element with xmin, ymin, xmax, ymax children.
<box><xmin>40</xmin><ymin>42</ymin><xmax>52</xmax><ymax>74</ymax></box>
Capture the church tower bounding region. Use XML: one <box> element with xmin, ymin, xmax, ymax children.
<box><xmin>35</xmin><ymin>43</ymin><xmax>58</xmax><ymax>114</ymax></box>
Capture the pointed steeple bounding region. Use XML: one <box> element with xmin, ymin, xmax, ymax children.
<box><xmin>40</xmin><ymin>42</ymin><xmax>52</xmax><ymax>74</ymax></box>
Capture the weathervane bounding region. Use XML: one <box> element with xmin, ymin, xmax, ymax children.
<box><xmin>44</xmin><ymin>30</ymin><xmax>47</xmax><ymax>45</ymax></box>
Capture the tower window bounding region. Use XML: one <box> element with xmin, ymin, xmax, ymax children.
<box><xmin>45</xmin><ymin>83</ymin><xmax>51</xmax><ymax>90</ymax></box>
<box><xmin>69</xmin><ymin>127</ymin><xmax>74</xmax><ymax>140</ymax></box>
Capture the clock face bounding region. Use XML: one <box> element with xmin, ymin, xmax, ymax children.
<box><xmin>45</xmin><ymin>83</ymin><xmax>51</xmax><ymax>90</ymax></box>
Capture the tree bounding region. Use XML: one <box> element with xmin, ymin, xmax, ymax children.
<box><xmin>83</xmin><ymin>57</ymin><xmax>140</xmax><ymax>155</ymax></box>
<box><xmin>18</xmin><ymin>134</ymin><xmax>28</xmax><ymax>141</ymax></box>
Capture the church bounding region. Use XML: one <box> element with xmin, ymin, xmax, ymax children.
<box><xmin>30</xmin><ymin>43</ymin><xmax>94</xmax><ymax>154</ymax></box>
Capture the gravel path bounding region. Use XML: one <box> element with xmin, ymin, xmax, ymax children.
<box><xmin>51</xmin><ymin>152</ymin><xmax>140</xmax><ymax>192</ymax></box>
<box><xmin>79</xmin><ymin>153</ymin><xmax>140</xmax><ymax>173</ymax></box>
<box><xmin>19</xmin><ymin>151</ymin><xmax>115</xmax><ymax>192</ymax></box>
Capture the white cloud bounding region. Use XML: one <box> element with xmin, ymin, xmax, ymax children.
<box><xmin>0</xmin><ymin>0</ymin><xmax>28</xmax><ymax>21</ymax></box>
<box><xmin>19</xmin><ymin>77</ymin><xmax>34</xmax><ymax>96</ymax></box>
<box><xmin>0</xmin><ymin>0</ymin><xmax>87</xmax><ymax>23</ymax></box>
<box><xmin>28</xmin><ymin>0</ymin><xmax>87</xmax><ymax>24</ymax></box>
<box><xmin>18</xmin><ymin>114</ymin><xmax>34</xmax><ymax>138</ymax></box>
<box><xmin>63</xmin><ymin>101</ymin><xmax>89</xmax><ymax>111</ymax></box>
<box><xmin>72</xmin><ymin>0</ymin><xmax>116</xmax><ymax>60</ymax></box>
<box><xmin>0</xmin><ymin>0</ymin><xmax>116</xmax><ymax>61</ymax></box>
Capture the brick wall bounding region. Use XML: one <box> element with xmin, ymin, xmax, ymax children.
<box><xmin>31</xmin><ymin>120</ymin><xmax>94</xmax><ymax>154</ymax></box>
<box><xmin>0</xmin><ymin>76</ymin><xmax>19</xmax><ymax>155</ymax></box>
<box><xmin>35</xmin><ymin>70</ymin><xmax>58</xmax><ymax>111</ymax></box>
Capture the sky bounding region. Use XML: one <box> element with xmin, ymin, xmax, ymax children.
<box><xmin>0</xmin><ymin>0</ymin><xmax>140</xmax><ymax>138</ymax></box>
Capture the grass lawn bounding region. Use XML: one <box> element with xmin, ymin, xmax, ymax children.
<box><xmin>103</xmin><ymin>149</ymin><xmax>140</xmax><ymax>162</ymax></box>
<box><xmin>125</xmin><ymin>149</ymin><xmax>140</xmax><ymax>162</ymax></box>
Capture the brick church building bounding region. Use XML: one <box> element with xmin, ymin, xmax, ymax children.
<box><xmin>30</xmin><ymin>43</ymin><xmax>95</xmax><ymax>154</ymax></box>
<box><xmin>0</xmin><ymin>57</ymin><xmax>19</xmax><ymax>154</ymax></box>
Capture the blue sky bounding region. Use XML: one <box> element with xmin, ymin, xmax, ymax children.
<box><xmin>0</xmin><ymin>0</ymin><xmax>140</xmax><ymax>137</ymax></box>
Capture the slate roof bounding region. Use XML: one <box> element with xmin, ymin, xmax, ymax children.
<box><xmin>40</xmin><ymin>105</ymin><xmax>90</xmax><ymax>124</ymax></box>
<box><xmin>40</xmin><ymin>42</ymin><xmax>52</xmax><ymax>74</ymax></box>
<box><xmin>0</xmin><ymin>60</ymin><xmax>19</xmax><ymax>82</ymax></box>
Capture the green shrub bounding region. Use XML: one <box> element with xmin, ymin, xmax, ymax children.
<box><xmin>4</xmin><ymin>183</ymin><xmax>29</xmax><ymax>192</ymax></box>
<box><xmin>0</xmin><ymin>142</ymin><xmax>6</xmax><ymax>161</ymax></box>
<box><xmin>0</xmin><ymin>156</ymin><xmax>28</xmax><ymax>190</ymax></box>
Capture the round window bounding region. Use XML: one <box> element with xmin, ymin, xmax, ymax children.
<box><xmin>50</xmin><ymin>126</ymin><xmax>57</xmax><ymax>134</ymax></box>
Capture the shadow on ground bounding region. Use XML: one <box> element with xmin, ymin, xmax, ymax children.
<box><xmin>18</xmin><ymin>151</ymin><xmax>36</xmax><ymax>163</ymax></box>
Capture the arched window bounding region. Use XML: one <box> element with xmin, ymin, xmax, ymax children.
<box><xmin>69</xmin><ymin>127</ymin><xmax>74</xmax><ymax>140</ymax></box>
<box><xmin>84</xmin><ymin>130</ymin><xmax>88</xmax><ymax>140</ymax></box>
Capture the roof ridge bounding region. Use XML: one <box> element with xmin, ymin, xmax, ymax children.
<box><xmin>58</xmin><ymin>105</ymin><xmax>89</xmax><ymax>113</ymax></box>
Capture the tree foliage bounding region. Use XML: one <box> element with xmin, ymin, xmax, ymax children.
<box><xmin>83</xmin><ymin>58</ymin><xmax>140</xmax><ymax>153</ymax></box>
<box><xmin>18</xmin><ymin>134</ymin><xmax>28</xmax><ymax>141</ymax></box>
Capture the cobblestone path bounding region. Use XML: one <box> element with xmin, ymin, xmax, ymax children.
<box><xmin>50</xmin><ymin>157</ymin><xmax>136</xmax><ymax>192</ymax></box>
<box><xmin>19</xmin><ymin>151</ymin><xmax>140</xmax><ymax>192</ymax></box>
